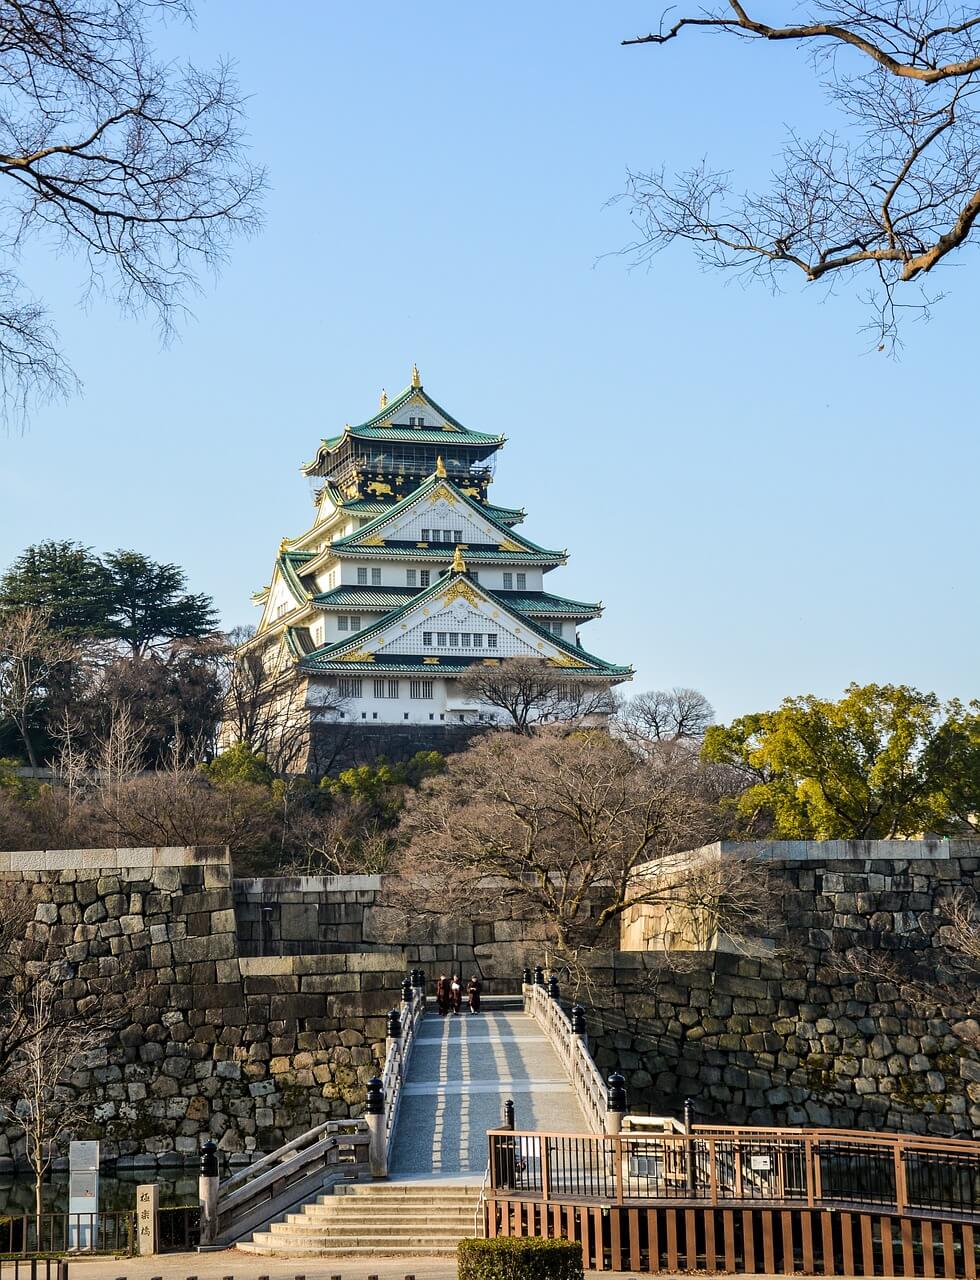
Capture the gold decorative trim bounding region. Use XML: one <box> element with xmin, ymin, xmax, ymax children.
<box><xmin>411</xmin><ymin>363</ymin><xmax>421</xmax><ymax>388</ymax></box>
<box><xmin>549</xmin><ymin>654</ymin><xmax>589</xmax><ymax>669</ymax></box>
<box><xmin>423</xmin><ymin>656</ymin><xmax>440</xmax><ymax>665</ymax></box>
<box><xmin>435</xmin><ymin>455</ymin><xmax>447</xmax><ymax>478</ymax></box>
<box><xmin>440</xmin><ymin>578</ymin><xmax>481</xmax><ymax>607</ymax></box>
<box><xmin>359</xmin><ymin>535</ymin><xmax>385</xmax><ymax>546</ymax></box>
<box><xmin>498</xmin><ymin>538</ymin><xmax>522</xmax><ymax>553</ymax></box>
<box><xmin>336</xmin><ymin>649</ymin><xmax>375</xmax><ymax>663</ymax></box>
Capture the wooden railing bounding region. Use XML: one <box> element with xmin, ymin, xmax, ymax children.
<box><xmin>212</xmin><ymin>1120</ymin><xmax>369</xmax><ymax>1244</ymax></box>
<box><xmin>487</xmin><ymin>1126</ymin><xmax>980</xmax><ymax>1220</ymax></box>
<box><xmin>523</xmin><ymin>982</ymin><xmax>609</xmax><ymax>1134</ymax></box>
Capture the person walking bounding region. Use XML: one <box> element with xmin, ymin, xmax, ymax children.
<box><xmin>467</xmin><ymin>975</ymin><xmax>482</xmax><ymax>1014</ymax></box>
<box><xmin>436</xmin><ymin>974</ymin><xmax>450</xmax><ymax>1016</ymax></box>
<box><xmin>450</xmin><ymin>974</ymin><xmax>462</xmax><ymax>1015</ymax></box>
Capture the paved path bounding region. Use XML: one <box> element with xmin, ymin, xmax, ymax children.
<box><xmin>390</xmin><ymin>1008</ymin><xmax>587</xmax><ymax>1177</ymax></box>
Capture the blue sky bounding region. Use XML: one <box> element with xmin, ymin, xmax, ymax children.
<box><xmin>1</xmin><ymin>3</ymin><xmax>976</xmax><ymax>722</ymax></box>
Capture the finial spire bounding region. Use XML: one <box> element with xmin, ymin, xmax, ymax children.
<box><xmin>451</xmin><ymin>545</ymin><xmax>467</xmax><ymax>574</ymax></box>
<box><xmin>411</xmin><ymin>363</ymin><xmax>421</xmax><ymax>388</ymax></box>
<box><xmin>379</xmin><ymin>388</ymin><xmax>388</xmax><ymax>408</ymax></box>
<box><xmin>435</xmin><ymin>455</ymin><xmax>447</xmax><ymax>478</ymax></box>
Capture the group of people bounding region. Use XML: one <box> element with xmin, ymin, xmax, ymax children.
<box><xmin>435</xmin><ymin>973</ymin><xmax>481</xmax><ymax>1015</ymax></box>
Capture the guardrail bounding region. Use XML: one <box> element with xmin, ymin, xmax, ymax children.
<box><xmin>0</xmin><ymin>1211</ymin><xmax>136</xmax><ymax>1255</ymax></box>
<box><xmin>486</xmin><ymin>1125</ymin><xmax>980</xmax><ymax>1219</ymax></box>
<box><xmin>206</xmin><ymin>1121</ymin><xmax>369</xmax><ymax>1245</ymax></box>
<box><xmin>366</xmin><ymin>976</ymin><xmax>427</xmax><ymax>1177</ymax></box>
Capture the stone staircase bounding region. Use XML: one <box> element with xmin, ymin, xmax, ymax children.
<box><xmin>238</xmin><ymin>994</ymin><xmax>586</xmax><ymax>1257</ymax></box>
<box><xmin>237</xmin><ymin>1181</ymin><xmax>484</xmax><ymax>1257</ymax></box>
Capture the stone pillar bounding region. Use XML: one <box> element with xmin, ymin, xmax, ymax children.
<box><xmin>136</xmin><ymin>1184</ymin><xmax>158</xmax><ymax>1256</ymax></box>
<box><xmin>198</xmin><ymin>1141</ymin><xmax>219</xmax><ymax>1246</ymax></box>
<box><xmin>365</xmin><ymin>1077</ymin><xmax>387</xmax><ymax>1178</ymax></box>
<box><xmin>571</xmin><ymin>1003</ymin><xmax>588</xmax><ymax>1055</ymax></box>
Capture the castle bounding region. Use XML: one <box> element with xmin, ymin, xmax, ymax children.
<box><xmin>235</xmin><ymin>369</ymin><xmax>630</xmax><ymax>765</ymax></box>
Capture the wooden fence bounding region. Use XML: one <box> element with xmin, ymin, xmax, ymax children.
<box><xmin>485</xmin><ymin>1125</ymin><xmax>980</xmax><ymax>1276</ymax></box>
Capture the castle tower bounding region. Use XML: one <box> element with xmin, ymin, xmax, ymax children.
<box><xmin>239</xmin><ymin>372</ymin><xmax>630</xmax><ymax>764</ymax></box>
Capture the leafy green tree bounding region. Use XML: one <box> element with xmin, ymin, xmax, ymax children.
<box><xmin>0</xmin><ymin>543</ymin><xmax>113</xmax><ymax>637</ymax></box>
<box><xmin>205</xmin><ymin>741</ymin><xmax>275</xmax><ymax>788</ymax></box>
<box><xmin>929</xmin><ymin>701</ymin><xmax>980</xmax><ymax>833</ymax></box>
<box><xmin>702</xmin><ymin>683</ymin><xmax>950</xmax><ymax>838</ymax></box>
<box><xmin>104</xmin><ymin>551</ymin><xmax>218</xmax><ymax>657</ymax></box>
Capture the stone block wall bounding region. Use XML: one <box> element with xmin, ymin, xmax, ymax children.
<box><xmin>597</xmin><ymin>839</ymin><xmax>980</xmax><ymax>1139</ymax></box>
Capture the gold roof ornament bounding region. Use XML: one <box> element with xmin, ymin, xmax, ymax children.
<box><xmin>379</xmin><ymin>388</ymin><xmax>388</xmax><ymax>408</ymax></box>
<box><xmin>435</xmin><ymin>455</ymin><xmax>447</xmax><ymax>478</ymax></box>
<box><xmin>411</xmin><ymin>363</ymin><xmax>421</xmax><ymax>388</ymax></box>
<box><xmin>451</xmin><ymin>545</ymin><xmax>467</xmax><ymax>574</ymax></box>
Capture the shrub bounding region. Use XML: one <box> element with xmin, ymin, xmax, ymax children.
<box><xmin>457</xmin><ymin>1236</ymin><xmax>583</xmax><ymax>1280</ymax></box>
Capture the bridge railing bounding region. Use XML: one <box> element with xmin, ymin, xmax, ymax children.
<box><xmin>365</xmin><ymin>975</ymin><xmax>427</xmax><ymax>1177</ymax></box>
<box><xmin>486</xmin><ymin>1125</ymin><xmax>980</xmax><ymax>1219</ymax></box>
<box><xmin>206</xmin><ymin>1121</ymin><xmax>369</xmax><ymax>1245</ymax></box>
<box><xmin>523</xmin><ymin>976</ymin><xmax>610</xmax><ymax>1134</ymax></box>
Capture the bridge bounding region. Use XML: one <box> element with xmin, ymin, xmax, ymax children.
<box><xmin>209</xmin><ymin>973</ymin><xmax>980</xmax><ymax>1274</ymax></box>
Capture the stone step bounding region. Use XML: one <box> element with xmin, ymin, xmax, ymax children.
<box><xmin>288</xmin><ymin>1207</ymin><xmax>477</xmax><ymax>1222</ymax></box>
<box><xmin>270</xmin><ymin>1224</ymin><xmax>474</xmax><ymax>1240</ymax></box>
<box><xmin>331</xmin><ymin>1183</ymin><xmax>482</xmax><ymax>1195</ymax></box>
<box><xmin>239</xmin><ymin>1239</ymin><xmax>470</xmax><ymax>1257</ymax></box>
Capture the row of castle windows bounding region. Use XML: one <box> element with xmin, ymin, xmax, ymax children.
<box><xmin>422</xmin><ymin>631</ymin><xmax>498</xmax><ymax>650</ymax></box>
<box><xmin>337</xmin><ymin>677</ymin><xmax>434</xmax><ymax>700</ymax></box>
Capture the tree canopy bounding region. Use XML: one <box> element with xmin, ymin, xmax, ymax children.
<box><xmin>702</xmin><ymin>682</ymin><xmax>980</xmax><ymax>837</ymax></box>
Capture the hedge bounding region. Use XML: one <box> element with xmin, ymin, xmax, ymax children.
<box><xmin>457</xmin><ymin>1236</ymin><xmax>584</xmax><ymax>1280</ymax></box>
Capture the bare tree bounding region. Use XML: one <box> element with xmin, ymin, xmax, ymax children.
<box><xmin>0</xmin><ymin>608</ymin><xmax>77</xmax><ymax>772</ymax></box>
<box><xmin>616</xmin><ymin>687</ymin><xmax>714</xmax><ymax>750</ymax></box>
<box><xmin>0</xmin><ymin>980</ymin><xmax>112</xmax><ymax>1229</ymax></box>
<box><xmin>0</xmin><ymin>0</ymin><xmax>264</xmax><ymax>420</ymax></box>
<box><xmin>459</xmin><ymin>655</ymin><xmax>615</xmax><ymax>735</ymax></box>
<box><xmin>621</xmin><ymin>0</ymin><xmax>980</xmax><ymax>345</ymax></box>
<box><xmin>220</xmin><ymin>636</ymin><xmax>346</xmax><ymax>774</ymax></box>
<box><xmin>384</xmin><ymin>728</ymin><xmax>769</xmax><ymax>965</ymax></box>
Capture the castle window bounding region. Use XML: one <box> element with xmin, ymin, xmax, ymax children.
<box><xmin>407</xmin><ymin>569</ymin><xmax>417</xmax><ymax>586</ymax></box>
<box><xmin>423</xmin><ymin>631</ymin><xmax>433</xmax><ymax>646</ymax></box>
<box><xmin>502</xmin><ymin>572</ymin><xmax>513</xmax><ymax>590</ymax></box>
<box><xmin>371</xmin><ymin>568</ymin><xmax>382</xmax><ymax>586</ymax></box>
<box><xmin>437</xmin><ymin>632</ymin><xmax>447</xmax><ymax>646</ymax></box>
<box><xmin>448</xmin><ymin>633</ymin><xmax>459</xmax><ymax>647</ymax></box>
<box><xmin>410</xmin><ymin>679</ymin><xmax>434</xmax><ymax>699</ymax></box>
<box><xmin>454</xmin><ymin>530</ymin><xmax>463</xmax><ymax>542</ymax></box>
<box><xmin>349</xmin><ymin>615</ymin><xmax>361</xmax><ymax>630</ymax></box>
<box><xmin>487</xmin><ymin>634</ymin><xmax>498</xmax><ymax>648</ymax></box>
<box><xmin>374</xmin><ymin>679</ymin><xmax>400</xmax><ymax>698</ymax></box>
<box><xmin>357</xmin><ymin>568</ymin><xmax>368</xmax><ymax>585</ymax></box>
<box><xmin>339</xmin><ymin>677</ymin><xmax>362</xmax><ymax>699</ymax></box>
<box><xmin>338</xmin><ymin>616</ymin><xmax>348</xmax><ymax>631</ymax></box>
<box><xmin>516</xmin><ymin>573</ymin><xmax>526</xmax><ymax>590</ymax></box>
<box><xmin>472</xmin><ymin>633</ymin><xmax>483</xmax><ymax>648</ymax></box>
<box><xmin>421</xmin><ymin>528</ymin><xmax>430</xmax><ymax>541</ymax></box>
<box><xmin>471</xmin><ymin>571</ymin><xmax>479</xmax><ymax>582</ymax></box>
<box><xmin>460</xmin><ymin>633</ymin><xmax>471</xmax><ymax>647</ymax></box>
<box><xmin>420</xmin><ymin>570</ymin><xmax>430</xmax><ymax>587</ymax></box>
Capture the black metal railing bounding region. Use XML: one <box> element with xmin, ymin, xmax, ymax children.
<box><xmin>157</xmin><ymin>1205</ymin><xmax>200</xmax><ymax>1252</ymax></box>
<box><xmin>0</xmin><ymin>1212</ymin><xmax>136</xmax><ymax>1256</ymax></box>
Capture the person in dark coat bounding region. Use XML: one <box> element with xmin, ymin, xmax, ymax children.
<box><xmin>467</xmin><ymin>976</ymin><xmax>482</xmax><ymax>1014</ymax></box>
<box><xmin>436</xmin><ymin>974</ymin><xmax>450</xmax><ymax>1016</ymax></box>
<box><xmin>450</xmin><ymin>974</ymin><xmax>462</xmax><ymax>1015</ymax></box>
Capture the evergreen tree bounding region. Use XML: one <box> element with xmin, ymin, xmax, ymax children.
<box><xmin>103</xmin><ymin>551</ymin><xmax>218</xmax><ymax>657</ymax></box>
<box><xmin>0</xmin><ymin>542</ymin><xmax>113</xmax><ymax>636</ymax></box>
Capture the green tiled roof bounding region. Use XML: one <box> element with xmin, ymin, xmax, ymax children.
<box><xmin>297</xmin><ymin>569</ymin><xmax>631</xmax><ymax>678</ymax></box>
<box><xmin>332</xmin><ymin>472</ymin><xmax>562</xmax><ymax>558</ymax></box>
<box><xmin>341</xmin><ymin>497</ymin><xmax>525</xmax><ymax>525</ymax></box>
<box><xmin>279</xmin><ymin>551</ymin><xmax>315</xmax><ymax>603</ymax></box>
<box><xmin>302</xmin><ymin>384</ymin><xmax>504</xmax><ymax>473</ymax></box>
<box><xmin>330</xmin><ymin>543</ymin><xmax>564</xmax><ymax>566</ymax></box>
<box><xmin>313</xmin><ymin>586</ymin><xmax>416</xmax><ymax>609</ymax></box>
<box><xmin>497</xmin><ymin>590</ymin><xmax>602</xmax><ymax>618</ymax></box>
<box><xmin>284</xmin><ymin>626</ymin><xmax>316</xmax><ymax>657</ymax></box>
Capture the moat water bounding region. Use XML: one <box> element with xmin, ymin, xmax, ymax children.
<box><xmin>0</xmin><ymin>1168</ymin><xmax>198</xmax><ymax>1214</ymax></box>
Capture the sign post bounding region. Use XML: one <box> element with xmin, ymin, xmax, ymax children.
<box><xmin>68</xmin><ymin>1140</ymin><xmax>100</xmax><ymax>1250</ymax></box>
<box><xmin>137</xmin><ymin>1184</ymin><xmax>159</xmax><ymax>1255</ymax></box>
